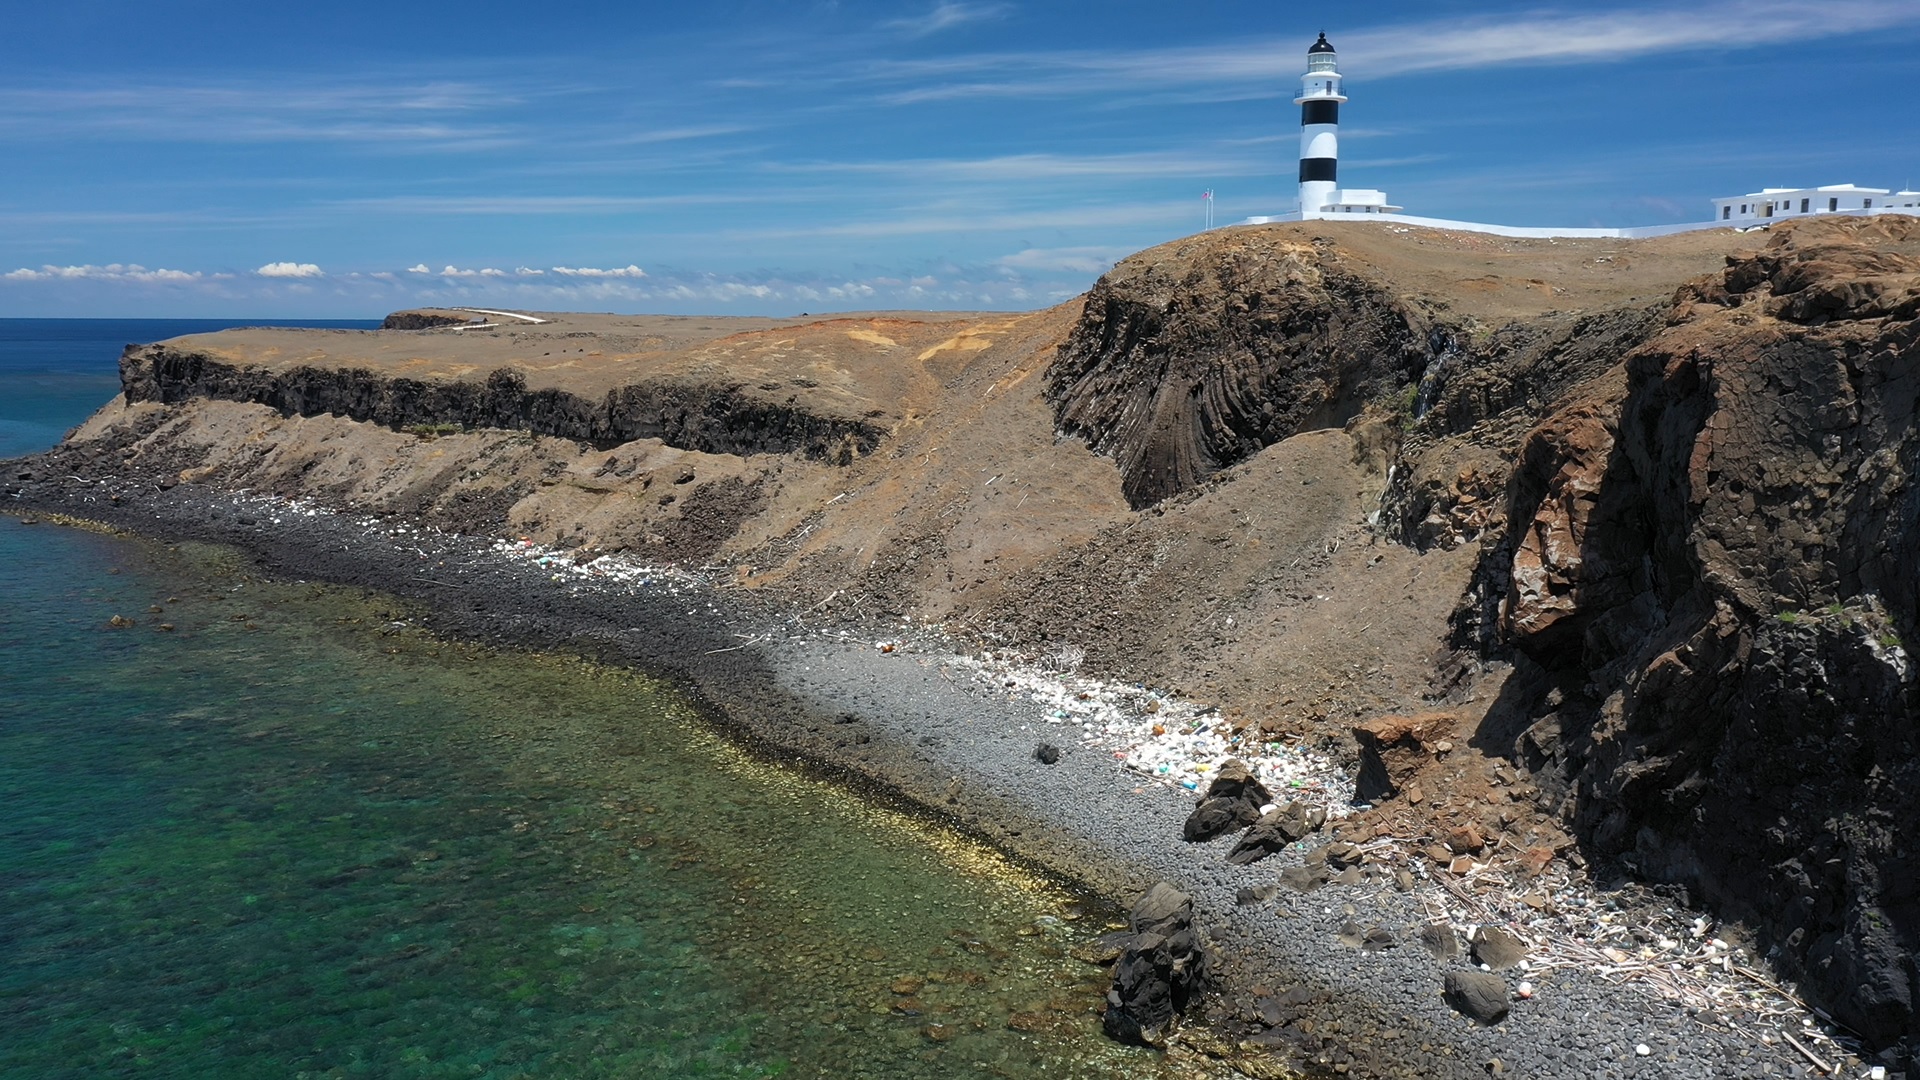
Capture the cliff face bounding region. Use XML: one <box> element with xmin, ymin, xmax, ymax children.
<box><xmin>1455</xmin><ymin>217</ymin><xmax>1920</xmax><ymax>1047</ymax></box>
<box><xmin>121</xmin><ymin>346</ymin><xmax>883</xmax><ymax>462</ymax></box>
<box><xmin>1045</xmin><ymin>233</ymin><xmax>1443</xmax><ymax>508</ymax></box>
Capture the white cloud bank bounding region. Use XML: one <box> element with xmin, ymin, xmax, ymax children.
<box><xmin>256</xmin><ymin>261</ymin><xmax>324</xmax><ymax>278</ymax></box>
<box><xmin>551</xmin><ymin>265</ymin><xmax>646</xmax><ymax>278</ymax></box>
<box><xmin>3</xmin><ymin>263</ymin><xmax>201</xmax><ymax>282</ymax></box>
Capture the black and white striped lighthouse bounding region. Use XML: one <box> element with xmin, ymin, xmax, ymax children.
<box><xmin>1296</xmin><ymin>32</ymin><xmax>1346</xmax><ymax>217</ymax></box>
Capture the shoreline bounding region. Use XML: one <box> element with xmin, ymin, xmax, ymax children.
<box><xmin>5</xmin><ymin>468</ymin><xmax>1861</xmax><ymax>1080</ymax></box>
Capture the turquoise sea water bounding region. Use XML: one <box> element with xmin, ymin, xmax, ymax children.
<box><xmin>0</xmin><ymin>322</ymin><xmax>1189</xmax><ymax>1078</ymax></box>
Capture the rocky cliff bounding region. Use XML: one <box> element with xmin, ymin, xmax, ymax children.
<box><xmin>1045</xmin><ymin>232</ymin><xmax>1442</xmax><ymax>508</ymax></box>
<box><xmin>1428</xmin><ymin>217</ymin><xmax>1920</xmax><ymax>1050</ymax></box>
<box><xmin>121</xmin><ymin>344</ymin><xmax>885</xmax><ymax>462</ymax></box>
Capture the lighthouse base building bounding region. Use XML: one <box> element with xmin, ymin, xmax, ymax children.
<box><xmin>1244</xmin><ymin>34</ymin><xmax>1917</xmax><ymax>239</ymax></box>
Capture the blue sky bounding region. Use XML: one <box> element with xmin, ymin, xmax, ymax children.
<box><xmin>4</xmin><ymin>1</ymin><xmax>1919</xmax><ymax>317</ymax></box>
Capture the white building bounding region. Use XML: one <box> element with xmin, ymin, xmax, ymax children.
<box><xmin>1712</xmin><ymin>184</ymin><xmax>1920</xmax><ymax>223</ymax></box>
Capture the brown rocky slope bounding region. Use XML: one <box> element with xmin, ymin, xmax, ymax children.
<box><xmin>20</xmin><ymin>215</ymin><xmax>1918</xmax><ymax>1060</ymax></box>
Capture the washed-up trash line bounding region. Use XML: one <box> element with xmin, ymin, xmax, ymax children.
<box><xmin>936</xmin><ymin>646</ymin><xmax>1352</xmax><ymax>812</ymax></box>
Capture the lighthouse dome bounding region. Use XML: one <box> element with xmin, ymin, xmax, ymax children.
<box><xmin>1308</xmin><ymin>33</ymin><xmax>1335</xmax><ymax>54</ymax></box>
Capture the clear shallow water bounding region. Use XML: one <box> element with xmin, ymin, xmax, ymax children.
<box><xmin>0</xmin><ymin>323</ymin><xmax>1196</xmax><ymax>1078</ymax></box>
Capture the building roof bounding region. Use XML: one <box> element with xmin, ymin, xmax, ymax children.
<box><xmin>1719</xmin><ymin>183</ymin><xmax>1891</xmax><ymax>200</ymax></box>
<box><xmin>1309</xmin><ymin>32</ymin><xmax>1336</xmax><ymax>54</ymax></box>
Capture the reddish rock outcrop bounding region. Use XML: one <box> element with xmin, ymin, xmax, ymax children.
<box><xmin>1351</xmin><ymin>711</ymin><xmax>1458</xmax><ymax>803</ymax></box>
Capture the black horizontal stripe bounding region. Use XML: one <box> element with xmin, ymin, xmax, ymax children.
<box><xmin>1299</xmin><ymin>158</ymin><xmax>1338</xmax><ymax>183</ymax></box>
<box><xmin>1301</xmin><ymin>100</ymin><xmax>1339</xmax><ymax>126</ymax></box>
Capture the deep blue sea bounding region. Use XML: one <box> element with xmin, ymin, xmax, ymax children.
<box><xmin>0</xmin><ymin>321</ymin><xmax>1173</xmax><ymax>1079</ymax></box>
<box><xmin>0</xmin><ymin>319</ymin><xmax>379</xmax><ymax>460</ymax></box>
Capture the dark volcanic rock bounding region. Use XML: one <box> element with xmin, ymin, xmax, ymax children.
<box><xmin>1182</xmin><ymin>758</ymin><xmax>1274</xmax><ymax>842</ymax></box>
<box><xmin>1103</xmin><ymin>882</ymin><xmax>1210</xmax><ymax>1046</ymax></box>
<box><xmin>380</xmin><ymin>309</ymin><xmax>479</xmax><ymax>330</ymax></box>
<box><xmin>1046</xmin><ymin>231</ymin><xmax>1444</xmax><ymax>508</ymax></box>
<box><xmin>1419</xmin><ymin>921</ymin><xmax>1461</xmax><ymax>961</ymax></box>
<box><xmin>1225</xmin><ymin>800</ymin><xmax>1320</xmax><ymax>865</ymax></box>
<box><xmin>1442</xmin><ymin>970</ymin><xmax>1510</xmax><ymax>1025</ymax></box>
<box><xmin>1469</xmin><ymin>926</ymin><xmax>1527</xmax><ymax>971</ymax></box>
<box><xmin>1462</xmin><ymin>216</ymin><xmax>1920</xmax><ymax>1054</ymax></box>
<box><xmin>118</xmin><ymin>346</ymin><xmax>885</xmax><ymax>462</ymax></box>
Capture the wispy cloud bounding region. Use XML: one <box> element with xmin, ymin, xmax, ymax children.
<box><xmin>743</xmin><ymin>200</ymin><xmax>1192</xmax><ymax>240</ymax></box>
<box><xmin>765</xmin><ymin>150</ymin><xmax>1271</xmax><ymax>181</ymax></box>
<box><xmin>859</xmin><ymin>0</ymin><xmax>1920</xmax><ymax>103</ymax></box>
<box><xmin>0</xmin><ymin>79</ymin><xmax>525</xmax><ymax>148</ymax></box>
<box><xmin>994</xmin><ymin>246</ymin><xmax>1123</xmax><ymax>274</ymax></box>
<box><xmin>333</xmin><ymin>194</ymin><xmax>762</xmax><ymax>215</ymax></box>
<box><xmin>886</xmin><ymin>3</ymin><xmax>1010</xmax><ymax>38</ymax></box>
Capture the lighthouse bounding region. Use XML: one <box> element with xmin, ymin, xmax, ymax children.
<box><xmin>1296</xmin><ymin>33</ymin><xmax>1345</xmax><ymax>216</ymax></box>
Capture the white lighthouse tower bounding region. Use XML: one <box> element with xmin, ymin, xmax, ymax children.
<box><xmin>1296</xmin><ymin>33</ymin><xmax>1345</xmax><ymax>216</ymax></box>
<box><xmin>1288</xmin><ymin>33</ymin><xmax>1398</xmax><ymax>218</ymax></box>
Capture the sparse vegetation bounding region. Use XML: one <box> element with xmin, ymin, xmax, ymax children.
<box><xmin>406</xmin><ymin>422</ymin><xmax>465</xmax><ymax>440</ymax></box>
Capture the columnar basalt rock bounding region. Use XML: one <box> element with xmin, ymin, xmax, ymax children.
<box><xmin>1046</xmin><ymin>233</ymin><xmax>1437</xmax><ymax>508</ymax></box>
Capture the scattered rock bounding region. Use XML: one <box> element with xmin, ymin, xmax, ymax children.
<box><xmin>1182</xmin><ymin>759</ymin><xmax>1273</xmax><ymax>842</ymax></box>
<box><xmin>107</xmin><ymin>614</ymin><xmax>134</xmax><ymax>628</ymax></box>
<box><xmin>1278</xmin><ymin>865</ymin><xmax>1326</xmax><ymax>893</ymax></box>
<box><xmin>889</xmin><ymin>976</ymin><xmax>925</xmax><ymax>995</ymax></box>
<box><xmin>1225</xmin><ymin>800</ymin><xmax>1321</xmax><ymax>865</ymax></box>
<box><xmin>1442</xmin><ymin>970</ymin><xmax>1511</xmax><ymax>1025</ymax></box>
<box><xmin>1442</xmin><ymin>823</ymin><xmax>1486</xmax><ymax>854</ymax></box>
<box><xmin>1470</xmin><ymin>926</ymin><xmax>1528</xmax><ymax>971</ymax></box>
<box><xmin>1323</xmin><ymin>841</ymin><xmax>1365</xmax><ymax>869</ymax></box>
<box><xmin>1419</xmin><ymin>922</ymin><xmax>1461</xmax><ymax>960</ymax></box>
<box><xmin>1034</xmin><ymin>742</ymin><xmax>1060</xmax><ymax>765</ymax></box>
<box><xmin>1235</xmin><ymin>884</ymin><xmax>1279</xmax><ymax>905</ymax></box>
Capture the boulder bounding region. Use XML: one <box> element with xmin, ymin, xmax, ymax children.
<box><xmin>1442</xmin><ymin>970</ymin><xmax>1511</xmax><ymax>1025</ymax></box>
<box><xmin>1182</xmin><ymin>759</ymin><xmax>1273</xmax><ymax>842</ymax></box>
<box><xmin>1419</xmin><ymin>921</ymin><xmax>1461</xmax><ymax>960</ymax></box>
<box><xmin>1103</xmin><ymin>882</ymin><xmax>1210</xmax><ymax>1045</ymax></box>
<box><xmin>1225</xmin><ymin>801</ymin><xmax>1320</xmax><ymax>865</ymax></box>
<box><xmin>1470</xmin><ymin>926</ymin><xmax>1528</xmax><ymax>970</ymax></box>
